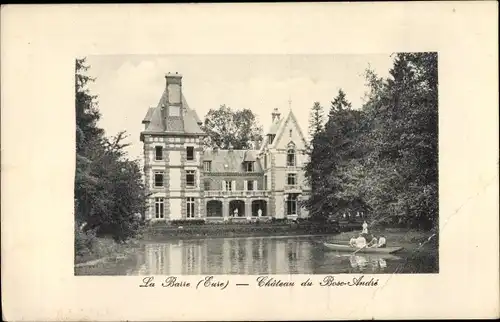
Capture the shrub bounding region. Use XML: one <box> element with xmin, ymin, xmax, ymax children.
<box><xmin>75</xmin><ymin>226</ymin><xmax>97</xmax><ymax>257</ymax></box>
<box><xmin>170</xmin><ymin>219</ymin><xmax>206</xmax><ymax>226</ymax></box>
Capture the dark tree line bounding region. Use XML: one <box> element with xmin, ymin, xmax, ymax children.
<box><xmin>75</xmin><ymin>58</ymin><xmax>146</xmax><ymax>256</ymax></box>
<box><xmin>304</xmin><ymin>53</ymin><xmax>438</xmax><ymax>230</ymax></box>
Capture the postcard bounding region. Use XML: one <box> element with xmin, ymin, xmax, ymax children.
<box><xmin>1</xmin><ymin>2</ymin><xmax>498</xmax><ymax>321</ymax></box>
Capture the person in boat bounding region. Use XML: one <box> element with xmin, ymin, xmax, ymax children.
<box><xmin>354</xmin><ymin>234</ymin><xmax>367</xmax><ymax>249</ymax></box>
<box><xmin>377</xmin><ymin>235</ymin><xmax>387</xmax><ymax>248</ymax></box>
<box><xmin>367</xmin><ymin>236</ymin><xmax>379</xmax><ymax>248</ymax></box>
<box><xmin>362</xmin><ymin>221</ymin><xmax>368</xmax><ymax>234</ymax></box>
<box><xmin>349</xmin><ymin>236</ymin><xmax>357</xmax><ymax>247</ymax></box>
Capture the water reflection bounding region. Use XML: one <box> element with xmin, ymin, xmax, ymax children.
<box><xmin>126</xmin><ymin>237</ymin><xmax>402</xmax><ymax>275</ymax></box>
<box><xmin>134</xmin><ymin>237</ymin><xmax>316</xmax><ymax>275</ymax></box>
<box><xmin>75</xmin><ymin>236</ymin><xmax>436</xmax><ymax>275</ymax></box>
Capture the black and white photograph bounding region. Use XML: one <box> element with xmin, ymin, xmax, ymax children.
<box><xmin>2</xmin><ymin>3</ymin><xmax>498</xmax><ymax>321</ymax></box>
<box><xmin>74</xmin><ymin>54</ymin><xmax>439</xmax><ymax>276</ymax></box>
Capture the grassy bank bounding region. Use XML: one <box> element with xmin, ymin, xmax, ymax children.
<box><xmin>74</xmin><ymin>236</ymin><xmax>141</xmax><ymax>265</ymax></box>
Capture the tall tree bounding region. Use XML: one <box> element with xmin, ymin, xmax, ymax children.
<box><xmin>329</xmin><ymin>89</ymin><xmax>352</xmax><ymax>117</ymax></box>
<box><xmin>304</xmin><ymin>53</ymin><xmax>438</xmax><ymax>230</ymax></box>
<box><xmin>304</xmin><ymin>90</ymin><xmax>366</xmax><ymax>220</ymax></box>
<box><xmin>201</xmin><ymin>104</ymin><xmax>263</xmax><ymax>149</ymax></box>
<box><xmin>308</xmin><ymin>101</ymin><xmax>325</xmax><ymax>140</ymax></box>
<box><xmin>74</xmin><ymin>58</ymin><xmax>146</xmax><ymax>247</ymax></box>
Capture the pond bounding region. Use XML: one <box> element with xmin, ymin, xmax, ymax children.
<box><xmin>75</xmin><ymin>235</ymin><xmax>438</xmax><ymax>275</ymax></box>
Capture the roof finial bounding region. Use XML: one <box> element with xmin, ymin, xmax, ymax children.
<box><xmin>288</xmin><ymin>95</ymin><xmax>292</xmax><ymax>110</ymax></box>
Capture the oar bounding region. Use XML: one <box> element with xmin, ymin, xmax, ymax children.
<box><xmin>352</xmin><ymin>244</ymin><xmax>368</xmax><ymax>255</ymax></box>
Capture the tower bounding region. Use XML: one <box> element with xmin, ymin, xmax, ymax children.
<box><xmin>140</xmin><ymin>73</ymin><xmax>206</xmax><ymax>221</ymax></box>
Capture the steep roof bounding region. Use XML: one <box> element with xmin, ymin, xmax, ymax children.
<box><xmin>258</xmin><ymin>109</ymin><xmax>308</xmax><ymax>152</ymax></box>
<box><xmin>142</xmin><ymin>108</ymin><xmax>155</xmax><ymax>124</ymax></box>
<box><xmin>243</xmin><ymin>150</ymin><xmax>257</xmax><ymax>162</ymax></box>
<box><xmin>271</xmin><ymin>109</ymin><xmax>308</xmax><ymax>149</ymax></box>
<box><xmin>203</xmin><ymin>149</ymin><xmax>262</xmax><ymax>173</ymax></box>
<box><xmin>141</xmin><ymin>89</ymin><xmax>204</xmax><ymax>136</ymax></box>
<box><xmin>267</xmin><ymin>118</ymin><xmax>283</xmax><ymax>135</ymax></box>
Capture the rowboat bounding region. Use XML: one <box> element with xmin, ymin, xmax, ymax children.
<box><xmin>323</xmin><ymin>242</ymin><xmax>403</xmax><ymax>254</ymax></box>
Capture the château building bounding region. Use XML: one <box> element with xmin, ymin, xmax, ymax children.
<box><xmin>140</xmin><ymin>73</ymin><xmax>310</xmax><ymax>222</ymax></box>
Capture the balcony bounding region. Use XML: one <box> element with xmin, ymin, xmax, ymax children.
<box><xmin>204</xmin><ymin>190</ymin><xmax>269</xmax><ymax>198</ymax></box>
<box><xmin>284</xmin><ymin>184</ymin><xmax>302</xmax><ymax>192</ymax></box>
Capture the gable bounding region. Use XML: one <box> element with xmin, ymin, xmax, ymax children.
<box><xmin>272</xmin><ymin>111</ymin><xmax>308</xmax><ymax>150</ymax></box>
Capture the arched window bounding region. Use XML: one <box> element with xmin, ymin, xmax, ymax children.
<box><xmin>287</xmin><ymin>149</ymin><xmax>296</xmax><ymax>166</ymax></box>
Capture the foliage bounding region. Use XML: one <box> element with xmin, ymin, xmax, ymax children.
<box><xmin>75</xmin><ymin>58</ymin><xmax>146</xmax><ymax>251</ymax></box>
<box><xmin>201</xmin><ymin>104</ymin><xmax>263</xmax><ymax>149</ymax></box>
<box><xmin>168</xmin><ymin>219</ymin><xmax>206</xmax><ymax>226</ymax></box>
<box><xmin>308</xmin><ymin>101</ymin><xmax>325</xmax><ymax>142</ymax></box>
<box><xmin>304</xmin><ymin>53</ymin><xmax>438</xmax><ymax>230</ymax></box>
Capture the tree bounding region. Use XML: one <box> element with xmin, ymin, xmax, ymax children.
<box><xmin>74</xmin><ymin>58</ymin><xmax>146</xmax><ymax>248</ymax></box>
<box><xmin>308</xmin><ymin>101</ymin><xmax>325</xmax><ymax>140</ymax></box>
<box><xmin>329</xmin><ymin>89</ymin><xmax>352</xmax><ymax>117</ymax></box>
<box><xmin>303</xmin><ymin>52</ymin><xmax>438</xmax><ymax>232</ymax></box>
<box><xmin>304</xmin><ymin>90</ymin><xmax>367</xmax><ymax>221</ymax></box>
<box><xmin>201</xmin><ymin>104</ymin><xmax>263</xmax><ymax>149</ymax></box>
<box><xmin>357</xmin><ymin>53</ymin><xmax>438</xmax><ymax>229</ymax></box>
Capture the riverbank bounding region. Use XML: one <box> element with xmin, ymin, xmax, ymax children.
<box><xmin>75</xmin><ymin>225</ymin><xmax>437</xmax><ymax>269</ymax></box>
<box><xmin>144</xmin><ymin>221</ymin><xmax>341</xmax><ymax>241</ymax></box>
<box><xmin>74</xmin><ymin>237</ymin><xmax>142</xmax><ymax>266</ymax></box>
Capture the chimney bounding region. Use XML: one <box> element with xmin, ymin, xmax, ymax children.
<box><xmin>165</xmin><ymin>72</ymin><xmax>183</xmax><ymax>104</ymax></box>
<box><xmin>228</xmin><ymin>142</ymin><xmax>234</xmax><ymax>152</ymax></box>
<box><xmin>163</xmin><ymin>72</ymin><xmax>183</xmax><ymax>131</ymax></box>
<box><xmin>213</xmin><ymin>146</ymin><xmax>218</xmax><ymax>154</ymax></box>
<box><xmin>272</xmin><ymin>108</ymin><xmax>281</xmax><ymax>122</ymax></box>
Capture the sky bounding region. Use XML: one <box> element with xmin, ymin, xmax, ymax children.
<box><xmin>85</xmin><ymin>54</ymin><xmax>395</xmax><ymax>162</ymax></box>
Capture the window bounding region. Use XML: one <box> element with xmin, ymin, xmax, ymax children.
<box><xmin>264</xmin><ymin>154</ymin><xmax>268</xmax><ymax>169</ymax></box>
<box><xmin>204</xmin><ymin>161</ymin><xmax>211</xmax><ymax>172</ymax></box>
<box><xmin>247</xmin><ymin>180</ymin><xmax>254</xmax><ymax>191</ymax></box>
<box><xmin>155</xmin><ymin>146</ymin><xmax>163</xmax><ymax>161</ymax></box>
<box><xmin>287</xmin><ymin>149</ymin><xmax>296</xmax><ymax>166</ymax></box>
<box><xmin>186</xmin><ymin>146</ymin><xmax>194</xmax><ymax>161</ymax></box>
<box><xmin>155</xmin><ymin>198</ymin><xmax>165</xmax><ymax>219</ymax></box>
<box><xmin>225</xmin><ymin>181</ymin><xmax>232</xmax><ymax>191</ymax></box>
<box><xmin>246</xmin><ymin>162</ymin><xmax>254</xmax><ymax>172</ymax></box>
<box><xmin>287</xmin><ymin>173</ymin><xmax>297</xmax><ymax>186</ymax></box>
<box><xmin>154</xmin><ymin>171</ymin><xmax>164</xmax><ymax>187</ymax></box>
<box><xmin>186</xmin><ymin>170</ymin><xmax>195</xmax><ymax>188</ymax></box>
<box><xmin>264</xmin><ymin>175</ymin><xmax>267</xmax><ymax>190</ymax></box>
<box><xmin>169</xmin><ymin>106</ymin><xmax>180</xmax><ymax>116</ymax></box>
<box><xmin>268</xmin><ymin>134</ymin><xmax>274</xmax><ymax>144</ymax></box>
<box><xmin>186</xmin><ymin>197</ymin><xmax>195</xmax><ymax>218</ymax></box>
<box><xmin>289</xmin><ymin>129</ymin><xmax>292</xmax><ymax>137</ymax></box>
<box><xmin>286</xmin><ymin>194</ymin><xmax>298</xmax><ymax>216</ymax></box>
<box><xmin>204</xmin><ymin>180</ymin><xmax>210</xmax><ymax>191</ymax></box>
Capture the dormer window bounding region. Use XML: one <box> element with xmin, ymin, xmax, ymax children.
<box><xmin>204</xmin><ymin>161</ymin><xmax>212</xmax><ymax>172</ymax></box>
<box><xmin>268</xmin><ymin>134</ymin><xmax>275</xmax><ymax>145</ymax></box>
<box><xmin>169</xmin><ymin>106</ymin><xmax>180</xmax><ymax>116</ymax></box>
<box><xmin>246</xmin><ymin>162</ymin><xmax>254</xmax><ymax>172</ymax></box>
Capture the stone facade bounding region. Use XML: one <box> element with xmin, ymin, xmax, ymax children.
<box><xmin>140</xmin><ymin>74</ymin><xmax>310</xmax><ymax>222</ymax></box>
